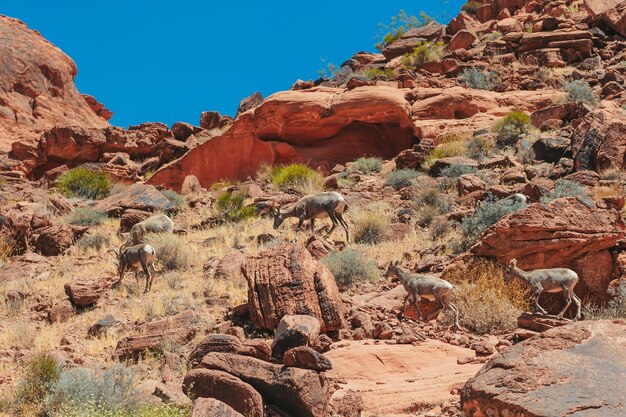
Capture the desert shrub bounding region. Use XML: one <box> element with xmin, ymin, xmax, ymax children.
<box><xmin>430</xmin><ymin>140</ymin><xmax>468</xmax><ymax>160</ymax></box>
<box><xmin>210</xmin><ymin>180</ymin><xmax>233</xmax><ymax>191</ymax></box>
<box><xmin>593</xmin><ymin>183</ymin><xmax>624</xmax><ymax>200</ymax></box>
<box><xmin>45</xmin><ymin>365</ymin><xmax>148</xmax><ymax>415</ymax></box>
<box><xmin>162</xmin><ymin>189</ymin><xmax>185</xmax><ymax>207</ymax></box>
<box><xmin>444</xmin><ymin>259</ymin><xmax>530</xmax><ymax>334</ymax></box>
<box><xmin>77</xmin><ymin>233</ymin><xmax>110</xmax><ymax>252</ymax></box>
<box><xmin>564</xmin><ymin>80</ymin><xmax>596</xmax><ymax>106</ymax></box>
<box><xmin>461</xmin><ymin>1</ymin><xmax>482</xmax><ymax>14</ymax></box>
<box><xmin>375</xmin><ymin>10</ymin><xmax>433</xmax><ymax>50</ymax></box>
<box><xmin>322</xmin><ymin>249</ymin><xmax>379</xmax><ymax>288</ymax></box>
<box><xmin>484</xmin><ymin>30</ymin><xmax>503</xmax><ymax>41</ymax></box>
<box><xmin>492</xmin><ymin>111</ymin><xmax>531</xmax><ymax>146</ymax></box>
<box><xmin>599</xmin><ymin>169</ymin><xmax>622</xmax><ymax>181</ymax></box>
<box><xmin>270</xmin><ymin>164</ymin><xmax>325</xmax><ymax>193</ymax></box>
<box><xmin>363</xmin><ymin>68</ymin><xmax>396</xmax><ymax>80</ymax></box>
<box><xmin>516</xmin><ymin>138</ymin><xmax>536</xmax><ymax>164</ymax></box>
<box><xmin>146</xmin><ymin>233</ymin><xmax>193</xmax><ymax>271</ymax></box>
<box><xmin>353</xmin><ymin>209</ymin><xmax>390</xmax><ymax>245</ymax></box>
<box><xmin>459</xmin><ymin>195</ymin><xmax>525</xmax><ymax>249</ymax></box>
<box><xmin>438</xmin><ymin>163</ymin><xmax>478</xmax><ymax>190</ymax></box>
<box><xmin>0</xmin><ymin>236</ymin><xmax>15</xmax><ymax>265</ymax></box>
<box><xmin>65</xmin><ymin>208</ymin><xmax>107</xmax><ymax>226</ymax></box>
<box><xmin>415</xmin><ymin>187</ymin><xmax>453</xmax><ymax>226</ymax></box>
<box><xmin>582</xmin><ymin>281</ymin><xmax>626</xmax><ymax>320</ymax></box>
<box><xmin>216</xmin><ymin>190</ymin><xmax>257</xmax><ymax>222</ymax></box>
<box><xmin>13</xmin><ymin>353</ymin><xmax>63</xmax><ymax>412</ymax></box>
<box><xmin>57</xmin><ymin>167</ymin><xmax>110</xmax><ymax>200</ymax></box>
<box><xmin>460</xmin><ymin>67</ymin><xmax>495</xmax><ymax>90</ymax></box>
<box><xmin>57</xmin><ymin>404</ymin><xmax>190</xmax><ymax>417</ymax></box>
<box><xmin>540</xmin><ymin>179</ymin><xmax>590</xmax><ymax>203</ymax></box>
<box><xmin>466</xmin><ymin>135</ymin><xmax>494</xmax><ymax>159</ymax></box>
<box><xmin>348</xmin><ymin>157</ymin><xmax>382</xmax><ymax>174</ymax></box>
<box><xmin>385</xmin><ymin>169</ymin><xmax>420</xmax><ymax>189</ymax></box>
<box><xmin>402</xmin><ymin>41</ymin><xmax>445</xmax><ymax>69</ymax></box>
<box><xmin>429</xmin><ymin>217</ymin><xmax>453</xmax><ymax>240</ymax></box>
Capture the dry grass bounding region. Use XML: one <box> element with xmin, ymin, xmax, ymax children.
<box><xmin>443</xmin><ymin>259</ymin><xmax>530</xmax><ymax>334</ymax></box>
<box><xmin>593</xmin><ymin>182</ymin><xmax>624</xmax><ymax>200</ymax></box>
<box><xmin>352</xmin><ymin>204</ymin><xmax>391</xmax><ymax>245</ymax></box>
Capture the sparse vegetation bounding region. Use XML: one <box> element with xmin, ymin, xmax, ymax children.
<box><xmin>438</xmin><ymin>163</ymin><xmax>477</xmax><ymax>190</ymax></box>
<box><xmin>428</xmin><ymin>140</ymin><xmax>468</xmax><ymax>162</ymax></box>
<box><xmin>540</xmin><ymin>179</ymin><xmax>590</xmax><ymax>203</ymax></box>
<box><xmin>564</xmin><ymin>80</ymin><xmax>597</xmax><ymax>106</ymax></box>
<box><xmin>363</xmin><ymin>68</ymin><xmax>396</xmax><ymax>80</ymax></box>
<box><xmin>353</xmin><ymin>207</ymin><xmax>390</xmax><ymax>245</ymax></box>
<box><xmin>65</xmin><ymin>208</ymin><xmax>107</xmax><ymax>226</ymax></box>
<box><xmin>444</xmin><ymin>259</ymin><xmax>530</xmax><ymax>334</ymax></box>
<box><xmin>415</xmin><ymin>186</ymin><xmax>453</xmax><ymax>226</ymax></box>
<box><xmin>0</xmin><ymin>236</ymin><xmax>15</xmax><ymax>266</ymax></box>
<box><xmin>162</xmin><ymin>189</ymin><xmax>185</xmax><ymax>207</ymax></box>
<box><xmin>348</xmin><ymin>157</ymin><xmax>383</xmax><ymax>174</ymax></box>
<box><xmin>492</xmin><ymin>111</ymin><xmax>531</xmax><ymax>146</ymax></box>
<box><xmin>375</xmin><ymin>10</ymin><xmax>433</xmax><ymax>50</ymax></box>
<box><xmin>582</xmin><ymin>281</ymin><xmax>626</xmax><ymax>320</ymax></box>
<box><xmin>466</xmin><ymin>135</ymin><xmax>494</xmax><ymax>159</ymax></box>
<box><xmin>269</xmin><ymin>164</ymin><xmax>325</xmax><ymax>193</ymax></box>
<box><xmin>323</xmin><ymin>249</ymin><xmax>379</xmax><ymax>288</ymax></box>
<box><xmin>77</xmin><ymin>233</ymin><xmax>110</xmax><ymax>252</ymax></box>
<box><xmin>458</xmin><ymin>195</ymin><xmax>525</xmax><ymax>250</ymax></box>
<box><xmin>216</xmin><ymin>190</ymin><xmax>257</xmax><ymax>222</ymax></box>
<box><xmin>402</xmin><ymin>41</ymin><xmax>445</xmax><ymax>69</ymax></box>
<box><xmin>461</xmin><ymin>1</ymin><xmax>482</xmax><ymax>15</ymax></box>
<box><xmin>57</xmin><ymin>167</ymin><xmax>111</xmax><ymax>200</ymax></box>
<box><xmin>385</xmin><ymin>169</ymin><xmax>421</xmax><ymax>189</ymax></box>
<box><xmin>460</xmin><ymin>67</ymin><xmax>495</xmax><ymax>90</ymax></box>
<box><xmin>145</xmin><ymin>233</ymin><xmax>193</xmax><ymax>271</ymax></box>
<box><xmin>11</xmin><ymin>353</ymin><xmax>63</xmax><ymax>415</ymax></box>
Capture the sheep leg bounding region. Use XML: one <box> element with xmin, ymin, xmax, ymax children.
<box><xmin>557</xmin><ymin>286</ymin><xmax>572</xmax><ymax>319</ymax></box>
<box><xmin>447</xmin><ymin>300</ymin><xmax>460</xmax><ymax>330</ymax></box>
<box><xmin>398</xmin><ymin>293</ymin><xmax>410</xmax><ymax>319</ymax></box>
<box><xmin>324</xmin><ymin>211</ymin><xmax>338</xmax><ymax>239</ymax></box>
<box><xmin>310</xmin><ymin>218</ymin><xmax>316</xmax><ymax>234</ymax></box>
<box><xmin>410</xmin><ymin>293</ymin><xmax>423</xmax><ymax>321</ymax></box>
<box><xmin>425</xmin><ymin>295</ymin><xmax>444</xmax><ymax>321</ymax></box>
<box><xmin>142</xmin><ymin>262</ymin><xmax>153</xmax><ymax>293</ymax></box>
<box><xmin>531</xmin><ymin>287</ymin><xmax>547</xmax><ymax>315</ymax></box>
<box><xmin>114</xmin><ymin>264</ymin><xmax>127</xmax><ymax>288</ymax></box>
<box><xmin>336</xmin><ymin>212</ymin><xmax>350</xmax><ymax>243</ymax></box>
<box><xmin>293</xmin><ymin>216</ymin><xmax>305</xmax><ymax>242</ymax></box>
<box><xmin>572</xmin><ymin>292</ymin><xmax>581</xmax><ymax>321</ymax></box>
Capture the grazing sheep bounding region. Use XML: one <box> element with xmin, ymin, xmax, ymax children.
<box><xmin>112</xmin><ymin>244</ymin><xmax>157</xmax><ymax>293</ymax></box>
<box><xmin>124</xmin><ymin>214</ymin><xmax>174</xmax><ymax>247</ymax></box>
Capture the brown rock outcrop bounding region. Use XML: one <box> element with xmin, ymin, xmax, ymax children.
<box><xmin>462</xmin><ymin>320</ymin><xmax>626</xmax><ymax>417</ymax></box>
<box><xmin>241</xmin><ymin>243</ymin><xmax>345</xmax><ymax>332</ymax></box>
<box><xmin>64</xmin><ymin>276</ymin><xmax>115</xmax><ymax>308</ymax></box>
<box><xmin>94</xmin><ymin>184</ymin><xmax>174</xmax><ymax>215</ymax></box>
<box><xmin>471</xmin><ymin>198</ymin><xmax>626</xmax><ymax>298</ymax></box>
<box><xmin>34</xmin><ymin>224</ymin><xmax>88</xmax><ymax>256</ymax></box>
<box><xmin>191</xmin><ymin>398</ymin><xmax>244</xmax><ymax>417</ymax></box>
<box><xmin>0</xmin><ymin>16</ymin><xmax>109</xmax><ymax>152</ymax></box>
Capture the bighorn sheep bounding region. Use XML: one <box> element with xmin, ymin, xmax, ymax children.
<box><xmin>112</xmin><ymin>244</ymin><xmax>157</xmax><ymax>293</ymax></box>
<box><xmin>124</xmin><ymin>214</ymin><xmax>174</xmax><ymax>247</ymax></box>
<box><xmin>504</xmin><ymin>259</ymin><xmax>581</xmax><ymax>320</ymax></box>
<box><xmin>272</xmin><ymin>191</ymin><xmax>350</xmax><ymax>242</ymax></box>
<box><xmin>385</xmin><ymin>261</ymin><xmax>459</xmax><ymax>330</ymax></box>
<box><xmin>503</xmin><ymin>193</ymin><xmax>528</xmax><ymax>205</ymax></box>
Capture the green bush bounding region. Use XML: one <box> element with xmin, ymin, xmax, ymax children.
<box><xmin>146</xmin><ymin>233</ymin><xmax>193</xmax><ymax>271</ymax></box>
<box><xmin>216</xmin><ymin>190</ymin><xmax>257</xmax><ymax>222</ymax></box>
<box><xmin>439</xmin><ymin>163</ymin><xmax>477</xmax><ymax>178</ymax></box>
<box><xmin>385</xmin><ymin>169</ymin><xmax>420</xmax><ymax>189</ymax></box>
<box><xmin>65</xmin><ymin>208</ymin><xmax>107</xmax><ymax>226</ymax></box>
<box><xmin>492</xmin><ymin>111</ymin><xmax>531</xmax><ymax>146</ymax></box>
<box><xmin>460</xmin><ymin>195</ymin><xmax>525</xmax><ymax>249</ymax></box>
<box><xmin>162</xmin><ymin>190</ymin><xmax>185</xmax><ymax>207</ymax></box>
<box><xmin>57</xmin><ymin>167</ymin><xmax>110</xmax><ymax>200</ymax></box>
<box><xmin>77</xmin><ymin>233</ymin><xmax>110</xmax><ymax>252</ymax></box>
<box><xmin>322</xmin><ymin>249</ymin><xmax>379</xmax><ymax>288</ymax></box>
<box><xmin>269</xmin><ymin>164</ymin><xmax>324</xmax><ymax>193</ymax></box>
<box><xmin>415</xmin><ymin>186</ymin><xmax>453</xmax><ymax>226</ymax></box>
<box><xmin>402</xmin><ymin>41</ymin><xmax>445</xmax><ymax>68</ymax></box>
<box><xmin>466</xmin><ymin>135</ymin><xmax>494</xmax><ymax>159</ymax></box>
<box><xmin>460</xmin><ymin>67</ymin><xmax>495</xmax><ymax>90</ymax></box>
<box><xmin>461</xmin><ymin>1</ymin><xmax>482</xmax><ymax>14</ymax></box>
<box><xmin>540</xmin><ymin>179</ymin><xmax>590</xmax><ymax>203</ymax></box>
<box><xmin>348</xmin><ymin>157</ymin><xmax>383</xmax><ymax>174</ymax></box>
<box><xmin>54</xmin><ymin>404</ymin><xmax>190</xmax><ymax>417</ymax></box>
<box><xmin>363</xmin><ymin>68</ymin><xmax>396</xmax><ymax>80</ymax></box>
<box><xmin>375</xmin><ymin>10</ymin><xmax>433</xmax><ymax>50</ymax></box>
<box><xmin>14</xmin><ymin>353</ymin><xmax>63</xmax><ymax>411</ymax></box>
<box><xmin>564</xmin><ymin>80</ymin><xmax>596</xmax><ymax>106</ymax></box>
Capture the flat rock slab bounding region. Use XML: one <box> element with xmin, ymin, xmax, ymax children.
<box><xmin>325</xmin><ymin>340</ymin><xmax>482</xmax><ymax>416</ymax></box>
<box><xmin>462</xmin><ymin>320</ymin><xmax>626</xmax><ymax>417</ymax></box>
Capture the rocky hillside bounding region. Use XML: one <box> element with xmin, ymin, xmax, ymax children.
<box><xmin>0</xmin><ymin>1</ymin><xmax>626</xmax><ymax>417</ymax></box>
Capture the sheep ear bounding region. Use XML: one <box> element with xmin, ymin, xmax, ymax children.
<box><xmin>510</xmin><ymin>258</ymin><xmax>517</xmax><ymax>267</ymax></box>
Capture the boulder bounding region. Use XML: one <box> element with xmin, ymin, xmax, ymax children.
<box><xmin>47</xmin><ymin>299</ymin><xmax>74</xmax><ymax>323</ymax></box>
<box><xmin>171</xmin><ymin>122</ymin><xmax>199</xmax><ymax>141</ymax></box>
<box><xmin>471</xmin><ymin>198</ymin><xmax>626</xmax><ymax>299</ymax></box>
<box><xmin>584</xmin><ymin>0</ymin><xmax>626</xmax><ymax>38</ymax></box>
<box><xmin>198</xmin><ymin>352</ymin><xmax>332</xmax><ymax>417</ymax></box>
<box><xmin>448</xmin><ymin>30</ymin><xmax>477</xmax><ymax>51</ymax></box>
<box><xmin>118</xmin><ymin>209</ymin><xmax>152</xmax><ymax>234</ymax></box>
<box><xmin>305</xmin><ymin>235</ymin><xmax>334</xmax><ymax>259</ymax></box>
<box><xmin>183</xmin><ymin>369</ymin><xmax>263</xmax><ymax>417</ymax></box>
<box><xmin>271</xmin><ymin>315</ymin><xmax>321</xmax><ymax>360</ymax></box>
<box><xmin>237</xmin><ymin>92</ymin><xmax>264</xmax><ymax>116</ymax></box>
<box><xmin>516</xmin><ymin>312</ymin><xmax>572</xmax><ymax>333</ymax></box>
<box><xmin>394</xmin><ymin>141</ymin><xmax>435</xmax><ymax>170</ymax></box>
<box><xmin>462</xmin><ymin>320</ymin><xmax>626</xmax><ymax>417</ymax></box>
<box><xmin>115</xmin><ymin>310</ymin><xmax>196</xmax><ymax>359</ymax></box>
<box><xmin>242</xmin><ymin>243</ymin><xmax>345</xmax><ymax>332</ymax></box>
<box><xmin>381</xmin><ymin>22</ymin><xmax>444</xmax><ymax>60</ymax></box>
<box><xmin>34</xmin><ymin>224</ymin><xmax>88</xmax><ymax>256</ymax></box>
<box><xmin>191</xmin><ymin>398</ymin><xmax>244</xmax><ymax>417</ymax></box>
<box><xmin>458</xmin><ymin>174</ymin><xmax>485</xmax><ymax>196</ymax></box>
<box><xmin>283</xmin><ymin>346</ymin><xmax>332</xmax><ymax>371</ymax></box>
<box><xmin>531</xmin><ymin>137</ymin><xmax>571</xmax><ymax>163</ymax></box>
<box><xmin>181</xmin><ymin>175</ymin><xmax>202</xmax><ymax>195</ymax></box>
<box><xmin>88</xmin><ymin>315</ymin><xmax>123</xmax><ymax>337</ymax></box>
<box><xmin>64</xmin><ymin>276</ymin><xmax>115</xmax><ymax>307</ymax></box>
<box><xmin>95</xmin><ymin>184</ymin><xmax>174</xmax><ymax>215</ymax></box>
<box><xmin>187</xmin><ymin>334</ymin><xmax>244</xmax><ymax>368</ymax></box>
<box><xmin>429</xmin><ymin>157</ymin><xmax>478</xmax><ymax>177</ymax></box>
<box><xmin>214</xmin><ymin>251</ymin><xmax>246</xmax><ymax>281</ymax></box>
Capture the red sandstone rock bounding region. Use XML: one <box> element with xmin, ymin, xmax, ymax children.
<box><xmin>118</xmin><ymin>209</ymin><xmax>152</xmax><ymax>234</ymax></box>
<box><xmin>95</xmin><ymin>184</ymin><xmax>174</xmax><ymax>215</ymax></box>
<box><xmin>241</xmin><ymin>243</ymin><xmax>345</xmax><ymax>332</ymax></box>
<box><xmin>449</xmin><ymin>30</ymin><xmax>477</xmax><ymax>51</ymax></box>
<box><xmin>283</xmin><ymin>346</ymin><xmax>332</xmax><ymax>371</ymax></box>
<box><xmin>34</xmin><ymin>224</ymin><xmax>87</xmax><ymax>256</ymax></box>
<box><xmin>191</xmin><ymin>398</ymin><xmax>244</xmax><ymax>417</ymax></box>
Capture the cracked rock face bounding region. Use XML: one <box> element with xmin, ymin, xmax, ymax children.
<box><xmin>461</xmin><ymin>319</ymin><xmax>626</xmax><ymax>417</ymax></box>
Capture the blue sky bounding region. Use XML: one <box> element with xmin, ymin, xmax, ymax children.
<box><xmin>2</xmin><ymin>1</ymin><xmax>464</xmax><ymax>128</ymax></box>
